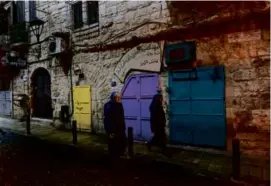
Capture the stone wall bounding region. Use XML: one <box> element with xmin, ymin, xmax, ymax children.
<box><xmin>157</xmin><ymin>29</ymin><xmax>270</xmax><ymax>157</ymax></box>
<box><xmin>66</xmin><ymin>43</ymin><xmax>161</xmax><ymax>133</ymax></box>
<box><xmin>196</xmin><ymin>30</ymin><xmax>270</xmax><ymax>157</ymax></box>
<box><xmin>72</xmin><ymin>0</ymin><xmax>171</xmax><ymax>61</ymax></box>
<box><xmin>12</xmin><ymin>70</ymin><xmax>26</xmax><ymax>119</ymax></box>
<box><xmin>10</xmin><ymin>1</ymin><xmax>270</xmax><ymax>157</ymax></box>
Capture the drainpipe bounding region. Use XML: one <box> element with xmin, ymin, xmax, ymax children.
<box><xmin>11</xmin><ymin>79</ymin><xmax>14</xmax><ymax>118</ymax></box>
<box><xmin>68</xmin><ymin>55</ymin><xmax>74</xmax><ymax>128</ymax></box>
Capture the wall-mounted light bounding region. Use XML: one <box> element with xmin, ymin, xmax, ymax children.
<box><xmin>29</xmin><ymin>18</ymin><xmax>45</xmax><ymax>60</ymax></box>
<box><xmin>10</xmin><ymin>51</ymin><xmax>17</xmax><ymax>57</ymax></box>
<box><xmin>73</xmin><ymin>65</ymin><xmax>82</xmax><ymax>75</ymax></box>
<box><xmin>73</xmin><ymin>65</ymin><xmax>85</xmax><ymax>82</ymax></box>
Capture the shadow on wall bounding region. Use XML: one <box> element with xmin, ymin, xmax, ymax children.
<box><xmin>165</xmin><ymin>1</ymin><xmax>270</xmax><ymax>39</ymax></box>
<box><xmin>166</xmin><ymin>1</ymin><xmax>230</xmax><ymax>26</ymax></box>
<box><xmin>166</xmin><ymin>1</ymin><xmax>269</xmax><ymax>25</ymax></box>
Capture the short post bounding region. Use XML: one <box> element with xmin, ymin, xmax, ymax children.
<box><xmin>128</xmin><ymin>127</ymin><xmax>134</xmax><ymax>157</ymax></box>
<box><xmin>72</xmin><ymin>120</ymin><xmax>77</xmax><ymax>145</ymax></box>
<box><xmin>26</xmin><ymin>108</ymin><xmax>31</xmax><ymax>135</ymax></box>
<box><xmin>232</xmin><ymin>138</ymin><xmax>240</xmax><ymax>180</ymax></box>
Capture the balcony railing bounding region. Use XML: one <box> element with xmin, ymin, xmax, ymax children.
<box><xmin>9</xmin><ymin>22</ymin><xmax>29</xmax><ymax>44</ymax></box>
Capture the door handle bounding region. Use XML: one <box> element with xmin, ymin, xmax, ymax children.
<box><xmin>76</xmin><ymin>106</ymin><xmax>83</xmax><ymax>111</ymax></box>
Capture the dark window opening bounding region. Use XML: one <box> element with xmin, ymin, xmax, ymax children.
<box><xmin>72</xmin><ymin>1</ymin><xmax>83</xmax><ymax>29</ymax></box>
<box><xmin>87</xmin><ymin>1</ymin><xmax>98</xmax><ymax>25</ymax></box>
<box><xmin>12</xmin><ymin>1</ymin><xmax>25</xmax><ymax>24</ymax></box>
<box><xmin>0</xmin><ymin>79</ymin><xmax>10</xmax><ymax>91</ymax></box>
<box><xmin>29</xmin><ymin>1</ymin><xmax>37</xmax><ymax>21</ymax></box>
<box><xmin>0</xmin><ymin>7</ymin><xmax>9</xmax><ymax>34</ymax></box>
<box><xmin>12</xmin><ymin>2</ymin><xmax>17</xmax><ymax>24</ymax></box>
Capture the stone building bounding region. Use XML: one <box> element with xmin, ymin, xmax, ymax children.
<box><xmin>0</xmin><ymin>1</ymin><xmax>270</xmax><ymax>158</ymax></box>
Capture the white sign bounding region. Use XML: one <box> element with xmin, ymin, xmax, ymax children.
<box><xmin>114</xmin><ymin>43</ymin><xmax>161</xmax><ymax>82</ymax></box>
<box><xmin>228</xmin><ymin>30</ymin><xmax>261</xmax><ymax>43</ymax></box>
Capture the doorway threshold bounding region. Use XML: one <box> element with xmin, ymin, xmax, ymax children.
<box><xmin>31</xmin><ymin>117</ymin><xmax>53</xmax><ymax>124</ymax></box>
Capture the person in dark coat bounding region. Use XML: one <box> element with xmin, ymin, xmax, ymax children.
<box><xmin>104</xmin><ymin>91</ymin><xmax>127</xmax><ymax>159</ymax></box>
<box><xmin>147</xmin><ymin>93</ymin><xmax>167</xmax><ymax>154</ymax></box>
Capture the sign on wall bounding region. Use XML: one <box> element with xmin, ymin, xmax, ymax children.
<box><xmin>1</xmin><ymin>51</ymin><xmax>27</xmax><ymax>69</ymax></box>
<box><xmin>113</xmin><ymin>43</ymin><xmax>161</xmax><ymax>83</ymax></box>
<box><xmin>165</xmin><ymin>41</ymin><xmax>196</xmax><ymax>66</ymax></box>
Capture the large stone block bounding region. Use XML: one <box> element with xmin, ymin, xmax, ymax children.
<box><xmin>237</xmin><ymin>132</ymin><xmax>270</xmax><ymax>157</ymax></box>
<box><xmin>251</xmin><ymin>110</ymin><xmax>270</xmax><ymax>132</ymax></box>
<box><xmin>262</xmin><ymin>29</ymin><xmax>270</xmax><ymax>40</ymax></box>
<box><xmin>232</xmin><ymin>69</ymin><xmax>257</xmax><ymax>81</ymax></box>
<box><xmin>257</xmin><ymin>46</ymin><xmax>270</xmax><ymax>56</ymax></box>
<box><xmin>255</xmin><ymin>65</ymin><xmax>270</xmax><ymax>78</ymax></box>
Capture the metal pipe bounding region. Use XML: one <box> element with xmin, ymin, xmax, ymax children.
<box><xmin>11</xmin><ymin>79</ymin><xmax>14</xmax><ymax>118</ymax></box>
<box><xmin>72</xmin><ymin>120</ymin><xmax>77</xmax><ymax>145</ymax></box>
<box><xmin>26</xmin><ymin>107</ymin><xmax>31</xmax><ymax>135</ymax></box>
<box><xmin>68</xmin><ymin>55</ymin><xmax>74</xmax><ymax>126</ymax></box>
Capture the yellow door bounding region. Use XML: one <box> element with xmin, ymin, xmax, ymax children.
<box><xmin>73</xmin><ymin>86</ymin><xmax>92</xmax><ymax>131</ymax></box>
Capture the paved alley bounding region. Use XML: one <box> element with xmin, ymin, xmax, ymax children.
<box><xmin>0</xmin><ymin>130</ymin><xmax>248</xmax><ymax>186</ymax></box>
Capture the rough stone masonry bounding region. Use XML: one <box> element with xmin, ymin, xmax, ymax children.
<box><xmin>11</xmin><ymin>1</ymin><xmax>270</xmax><ymax>157</ymax></box>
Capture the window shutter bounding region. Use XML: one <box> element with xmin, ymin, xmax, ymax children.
<box><xmin>17</xmin><ymin>1</ymin><xmax>25</xmax><ymax>23</ymax></box>
<box><xmin>87</xmin><ymin>1</ymin><xmax>98</xmax><ymax>25</ymax></box>
<box><xmin>29</xmin><ymin>1</ymin><xmax>37</xmax><ymax>21</ymax></box>
<box><xmin>72</xmin><ymin>1</ymin><xmax>83</xmax><ymax>29</ymax></box>
<box><xmin>12</xmin><ymin>2</ymin><xmax>18</xmax><ymax>24</ymax></box>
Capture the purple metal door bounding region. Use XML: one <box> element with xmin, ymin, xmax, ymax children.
<box><xmin>121</xmin><ymin>76</ymin><xmax>141</xmax><ymax>139</ymax></box>
<box><xmin>121</xmin><ymin>73</ymin><xmax>159</xmax><ymax>141</ymax></box>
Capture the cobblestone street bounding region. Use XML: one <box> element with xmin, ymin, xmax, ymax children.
<box><xmin>0</xmin><ymin>131</ymin><xmax>247</xmax><ymax>186</ymax></box>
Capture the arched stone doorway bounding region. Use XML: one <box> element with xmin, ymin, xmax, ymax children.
<box><xmin>31</xmin><ymin>68</ymin><xmax>52</xmax><ymax>119</ymax></box>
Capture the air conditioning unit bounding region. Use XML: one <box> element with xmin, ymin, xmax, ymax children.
<box><xmin>48</xmin><ymin>37</ymin><xmax>65</xmax><ymax>56</ymax></box>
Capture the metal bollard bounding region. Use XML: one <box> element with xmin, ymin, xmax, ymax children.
<box><xmin>72</xmin><ymin>120</ymin><xmax>78</xmax><ymax>145</ymax></box>
<box><xmin>128</xmin><ymin>127</ymin><xmax>134</xmax><ymax>157</ymax></box>
<box><xmin>26</xmin><ymin>108</ymin><xmax>31</xmax><ymax>135</ymax></box>
<box><xmin>232</xmin><ymin>138</ymin><xmax>240</xmax><ymax>180</ymax></box>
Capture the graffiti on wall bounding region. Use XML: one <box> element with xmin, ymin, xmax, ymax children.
<box><xmin>113</xmin><ymin>42</ymin><xmax>162</xmax><ymax>83</ymax></box>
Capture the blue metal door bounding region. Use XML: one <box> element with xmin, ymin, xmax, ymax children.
<box><xmin>168</xmin><ymin>66</ymin><xmax>226</xmax><ymax>148</ymax></box>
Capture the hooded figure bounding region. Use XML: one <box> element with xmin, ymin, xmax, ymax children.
<box><xmin>147</xmin><ymin>93</ymin><xmax>167</xmax><ymax>154</ymax></box>
<box><xmin>103</xmin><ymin>91</ymin><xmax>127</xmax><ymax>159</ymax></box>
<box><xmin>103</xmin><ymin>91</ymin><xmax>116</xmax><ymax>134</ymax></box>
